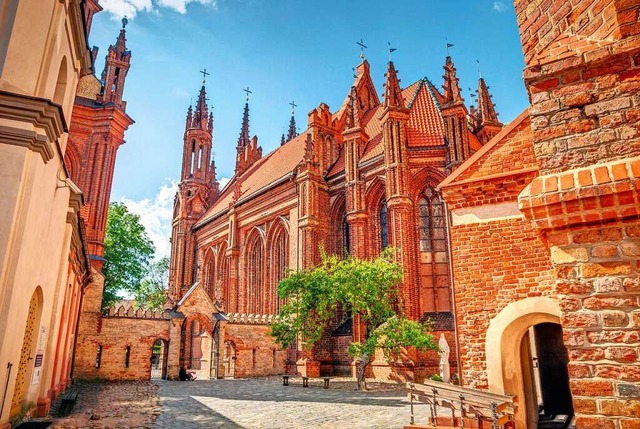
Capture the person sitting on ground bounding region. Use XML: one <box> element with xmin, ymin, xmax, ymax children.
<box><xmin>179</xmin><ymin>364</ymin><xmax>196</xmax><ymax>381</ymax></box>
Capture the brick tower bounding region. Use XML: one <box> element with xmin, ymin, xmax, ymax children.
<box><xmin>440</xmin><ymin>56</ymin><xmax>472</xmax><ymax>168</ymax></box>
<box><xmin>67</xmin><ymin>18</ymin><xmax>134</xmax><ymax>270</ymax></box>
<box><xmin>168</xmin><ymin>79</ymin><xmax>218</xmax><ymax>302</ymax></box>
<box><xmin>514</xmin><ymin>0</ymin><xmax>640</xmax><ymax>427</ymax></box>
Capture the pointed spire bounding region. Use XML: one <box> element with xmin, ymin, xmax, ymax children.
<box><xmin>476</xmin><ymin>77</ymin><xmax>500</xmax><ymax>125</ymax></box>
<box><xmin>113</xmin><ymin>17</ymin><xmax>130</xmax><ymax>60</ymax></box>
<box><xmin>383</xmin><ymin>61</ymin><xmax>405</xmax><ymax>109</ymax></box>
<box><xmin>442</xmin><ymin>56</ymin><xmax>463</xmax><ymax>106</ymax></box>
<box><xmin>345</xmin><ymin>86</ymin><xmax>360</xmax><ymax>129</ymax></box>
<box><xmin>237</xmin><ymin>95</ymin><xmax>251</xmax><ymax>151</ymax></box>
<box><xmin>281</xmin><ymin>134</ymin><xmax>286</xmax><ymax>146</ymax></box>
<box><xmin>185</xmin><ymin>105</ymin><xmax>193</xmax><ymax>131</ymax></box>
<box><xmin>192</xmin><ymin>85</ymin><xmax>208</xmax><ymax>129</ymax></box>
<box><xmin>286</xmin><ymin>100</ymin><xmax>298</xmax><ymax>142</ymax></box>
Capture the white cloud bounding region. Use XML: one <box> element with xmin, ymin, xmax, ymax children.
<box><xmin>492</xmin><ymin>1</ymin><xmax>507</xmax><ymax>12</ymax></box>
<box><xmin>121</xmin><ymin>179</ymin><xmax>177</xmax><ymax>260</ymax></box>
<box><xmin>121</xmin><ymin>176</ymin><xmax>230</xmax><ymax>260</ymax></box>
<box><xmin>100</xmin><ymin>0</ymin><xmax>217</xmax><ymax>19</ymax></box>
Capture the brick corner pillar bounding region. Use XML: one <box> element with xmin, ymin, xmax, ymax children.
<box><xmin>514</xmin><ymin>0</ymin><xmax>640</xmax><ymax>427</ymax></box>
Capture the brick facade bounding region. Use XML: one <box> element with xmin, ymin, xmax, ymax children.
<box><xmin>164</xmin><ymin>56</ymin><xmax>501</xmax><ymax>379</ymax></box>
<box><xmin>437</xmin><ymin>1</ymin><xmax>640</xmax><ymax>427</ymax></box>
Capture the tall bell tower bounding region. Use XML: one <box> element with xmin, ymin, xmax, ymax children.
<box><xmin>168</xmin><ymin>73</ymin><xmax>218</xmax><ymax>302</ymax></box>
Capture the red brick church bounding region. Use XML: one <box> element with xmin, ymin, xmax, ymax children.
<box><xmin>165</xmin><ymin>52</ymin><xmax>503</xmax><ymax>379</ymax></box>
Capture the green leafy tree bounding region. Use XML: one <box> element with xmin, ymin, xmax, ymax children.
<box><xmin>135</xmin><ymin>257</ymin><xmax>169</xmax><ymax>310</ymax></box>
<box><xmin>102</xmin><ymin>202</ymin><xmax>155</xmax><ymax>309</ymax></box>
<box><xmin>271</xmin><ymin>248</ymin><xmax>438</xmax><ymax>389</ymax></box>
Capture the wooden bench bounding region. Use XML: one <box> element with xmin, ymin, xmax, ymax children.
<box><xmin>282</xmin><ymin>376</ymin><xmax>331</xmax><ymax>388</ymax></box>
<box><xmin>406</xmin><ymin>380</ymin><xmax>515</xmax><ymax>428</ymax></box>
<box><xmin>57</xmin><ymin>386</ymin><xmax>79</xmax><ymax>417</ymax></box>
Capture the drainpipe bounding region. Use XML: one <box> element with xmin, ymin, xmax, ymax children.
<box><xmin>442</xmin><ymin>199</ymin><xmax>463</xmax><ymax>386</ymax></box>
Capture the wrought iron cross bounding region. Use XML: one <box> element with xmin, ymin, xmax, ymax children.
<box><xmin>357</xmin><ymin>39</ymin><xmax>367</xmax><ymax>60</ymax></box>
<box><xmin>122</xmin><ymin>16</ymin><xmax>128</xmax><ymax>29</ymax></box>
<box><xmin>289</xmin><ymin>100</ymin><xmax>297</xmax><ymax>115</ymax></box>
<box><xmin>200</xmin><ymin>68</ymin><xmax>210</xmax><ymax>84</ymax></box>
<box><xmin>243</xmin><ymin>86</ymin><xmax>252</xmax><ymax>102</ymax></box>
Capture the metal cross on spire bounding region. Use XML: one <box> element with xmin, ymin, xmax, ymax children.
<box><xmin>243</xmin><ymin>86</ymin><xmax>252</xmax><ymax>102</ymax></box>
<box><xmin>289</xmin><ymin>100</ymin><xmax>297</xmax><ymax>115</ymax></box>
<box><xmin>388</xmin><ymin>42</ymin><xmax>397</xmax><ymax>62</ymax></box>
<box><xmin>200</xmin><ymin>68</ymin><xmax>210</xmax><ymax>84</ymax></box>
<box><xmin>122</xmin><ymin>16</ymin><xmax>128</xmax><ymax>29</ymax></box>
<box><xmin>357</xmin><ymin>39</ymin><xmax>367</xmax><ymax>60</ymax></box>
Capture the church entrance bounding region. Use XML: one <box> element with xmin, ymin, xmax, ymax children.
<box><xmin>150</xmin><ymin>339</ymin><xmax>168</xmax><ymax>380</ymax></box>
<box><xmin>522</xmin><ymin>323</ymin><xmax>574</xmax><ymax>429</ymax></box>
<box><xmin>10</xmin><ymin>289</ymin><xmax>42</xmax><ymax>419</ymax></box>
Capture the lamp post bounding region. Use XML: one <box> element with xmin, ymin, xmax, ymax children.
<box><xmin>211</xmin><ymin>312</ymin><xmax>228</xmax><ymax>379</ymax></box>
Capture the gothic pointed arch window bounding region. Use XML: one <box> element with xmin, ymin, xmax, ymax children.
<box><xmin>380</xmin><ymin>200</ymin><xmax>389</xmax><ymax>250</ymax></box>
<box><xmin>269</xmin><ymin>226</ymin><xmax>288</xmax><ymax>315</ymax></box>
<box><xmin>418</xmin><ymin>187</ymin><xmax>446</xmax><ymax>252</ymax></box>
<box><xmin>246</xmin><ymin>233</ymin><xmax>264</xmax><ymax>314</ymax></box>
<box><xmin>417</xmin><ymin>185</ymin><xmax>452</xmax><ymax>317</ymax></box>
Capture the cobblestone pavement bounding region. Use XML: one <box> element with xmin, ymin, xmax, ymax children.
<box><xmin>49</xmin><ymin>381</ymin><xmax>160</xmax><ymax>429</ymax></box>
<box><xmin>153</xmin><ymin>377</ymin><xmax>429</xmax><ymax>429</ymax></box>
<box><xmin>50</xmin><ymin>378</ymin><xmax>432</xmax><ymax>429</ymax></box>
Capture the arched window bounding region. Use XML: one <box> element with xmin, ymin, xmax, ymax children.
<box><xmin>380</xmin><ymin>200</ymin><xmax>388</xmax><ymax>249</ymax></box>
<box><xmin>246</xmin><ymin>234</ymin><xmax>264</xmax><ymax>314</ymax></box>
<box><xmin>418</xmin><ymin>187</ymin><xmax>446</xmax><ymax>252</ymax></box>
<box><xmin>270</xmin><ymin>228</ymin><xmax>288</xmax><ymax>314</ymax></box>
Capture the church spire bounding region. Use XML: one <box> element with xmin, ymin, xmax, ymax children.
<box><xmin>192</xmin><ymin>84</ymin><xmax>208</xmax><ymax>129</ymax></box>
<box><xmin>286</xmin><ymin>100</ymin><xmax>298</xmax><ymax>142</ymax></box>
<box><xmin>476</xmin><ymin>77</ymin><xmax>500</xmax><ymax>125</ymax></box>
<box><xmin>383</xmin><ymin>60</ymin><xmax>405</xmax><ymax>109</ymax></box>
<box><xmin>237</xmin><ymin>87</ymin><xmax>251</xmax><ymax>152</ymax></box>
<box><xmin>442</xmin><ymin>56</ymin><xmax>463</xmax><ymax>106</ymax></box>
<box><xmin>98</xmin><ymin>17</ymin><xmax>132</xmax><ymax>109</ymax></box>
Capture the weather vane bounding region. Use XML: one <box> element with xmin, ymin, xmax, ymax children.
<box><xmin>289</xmin><ymin>100</ymin><xmax>297</xmax><ymax>115</ymax></box>
<box><xmin>122</xmin><ymin>16</ymin><xmax>128</xmax><ymax>29</ymax></box>
<box><xmin>243</xmin><ymin>87</ymin><xmax>252</xmax><ymax>102</ymax></box>
<box><xmin>357</xmin><ymin>39</ymin><xmax>367</xmax><ymax>60</ymax></box>
<box><xmin>446</xmin><ymin>38</ymin><xmax>454</xmax><ymax>55</ymax></box>
<box><xmin>388</xmin><ymin>42</ymin><xmax>396</xmax><ymax>62</ymax></box>
<box><xmin>200</xmin><ymin>68</ymin><xmax>210</xmax><ymax>84</ymax></box>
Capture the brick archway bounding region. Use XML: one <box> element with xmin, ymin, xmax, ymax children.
<box><xmin>485</xmin><ymin>297</ymin><xmax>562</xmax><ymax>429</ymax></box>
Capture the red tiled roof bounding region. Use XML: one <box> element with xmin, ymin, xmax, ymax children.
<box><xmin>327</xmin><ymin>78</ymin><xmax>445</xmax><ymax>176</ymax></box>
<box><xmin>196</xmin><ymin>133</ymin><xmax>307</xmax><ymax>226</ymax></box>
<box><xmin>468</xmin><ymin>132</ymin><xmax>482</xmax><ymax>152</ymax></box>
<box><xmin>406</xmin><ymin>80</ymin><xmax>445</xmax><ymax>147</ymax></box>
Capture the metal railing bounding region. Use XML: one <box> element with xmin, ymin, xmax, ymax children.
<box><xmin>406</xmin><ymin>380</ymin><xmax>515</xmax><ymax>428</ymax></box>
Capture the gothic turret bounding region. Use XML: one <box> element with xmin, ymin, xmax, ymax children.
<box><xmin>170</xmin><ymin>78</ymin><xmax>218</xmax><ymax>302</ymax></box>
<box><xmin>442</xmin><ymin>56</ymin><xmax>464</xmax><ymax>107</ymax></box>
<box><xmin>382</xmin><ymin>60</ymin><xmax>405</xmax><ymax>109</ymax></box>
<box><xmin>474</xmin><ymin>76</ymin><xmax>503</xmax><ymax>144</ymax></box>
<box><xmin>440</xmin><ymin>55</ymin><xmax>471</xmax><ymax>167</ymax></box>
<box><xmin>287</xmin><ymin>114</ymin><xmax>297</xmax><ymax>141</ymax></box>
<box><xmin>237</xmin><ymin>95</ymin><xmax>251</xmax><ymax>153</ymax></box>
<box><xmin>98</xmin><ymin>17</ymin><xmax>131</xmax><ymax>109</ymax></box>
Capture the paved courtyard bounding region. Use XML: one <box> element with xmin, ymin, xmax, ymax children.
<box><xmin>49</xmin><ymin>378</ymin><xmax>431</xmax><ymax>428</ymax></box>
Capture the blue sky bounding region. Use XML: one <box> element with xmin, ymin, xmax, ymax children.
<box><xmin>88</xmin><ymin>0</ymin><xmax>529</xmax><ymax>257</ymax></box>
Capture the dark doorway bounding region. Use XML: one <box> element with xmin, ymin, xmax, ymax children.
<box><xmin>531</xmin><ymin>322</ymin><xmax>574</xmax><ymax>428</ymax></box>
<box><xmin>150</xmin><ymin>339</ymin><xmax>168</xmax><ymax>379</ymax></box>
